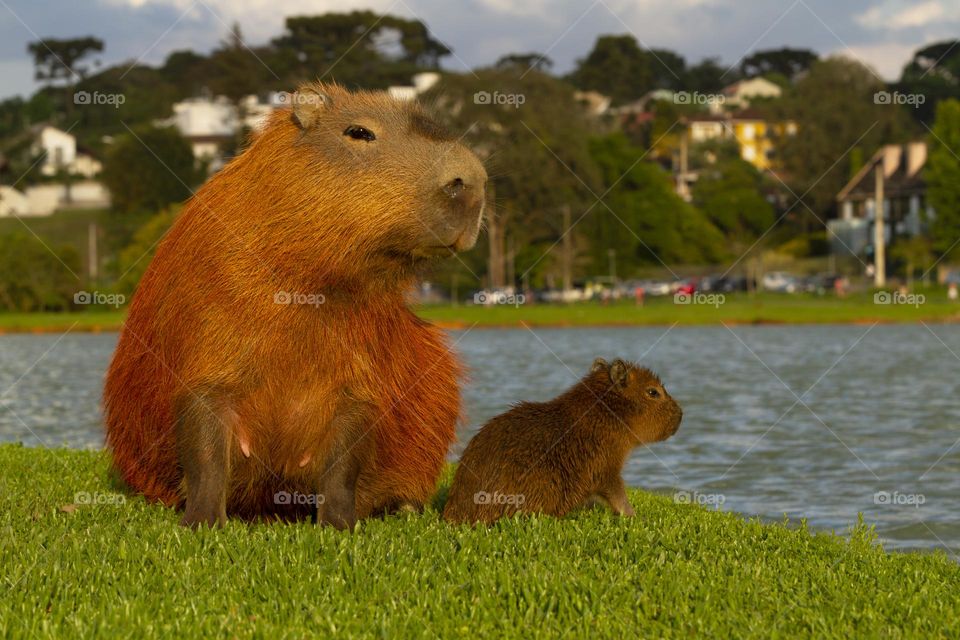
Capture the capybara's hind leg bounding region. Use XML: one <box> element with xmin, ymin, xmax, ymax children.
<box><xmin>176</xmin><ymin>392</ymin><xmax>235</xmax><ymax>528</ymax></box>
<box><xmin>316</xmin><ymin>402</ymin><xmax>375</xmax><ymax>530</ymax></box>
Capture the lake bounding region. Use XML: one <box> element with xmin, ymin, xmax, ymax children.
<box><xmin>1</xmin><ymin>324</ymin><xmax>957</xmax><ymax>554</ymax></box>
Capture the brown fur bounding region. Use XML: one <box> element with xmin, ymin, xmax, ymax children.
<box><xmin>103</xmin><ymin>82</ymin><xmax>487</xmax><ymax>527</ymax></box>
<box><xmin>443</xmin><ymin>358</ymin><xmax>682</xmax><ymax>525</ymax></box>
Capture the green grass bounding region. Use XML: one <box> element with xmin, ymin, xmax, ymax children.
<box><xmin>1</xmin><ymin>445</ymin><xmax>957</xmax><ymax>638</ymax></box>
<box><xmin>417</xmin><ymin>291</ymin><xmax>960</xmax><ymax>327</ymax></box>
<box><xmin>1</xmin><ymin>292</ymin><xmax>959</xmax><ymax>333</ymax></box>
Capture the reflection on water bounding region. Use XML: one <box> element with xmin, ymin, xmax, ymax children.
<box><xmin>1</xmin><ymin>325</ymin><xmax>958</xmax><ymax>553</ymax></box>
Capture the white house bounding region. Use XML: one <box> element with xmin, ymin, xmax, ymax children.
<box><xmin>32</xmin><ymin>125</ymin><xmax>102</xmax><ymax>178</ymax></box>
<box><xmin>721</xmin><ymin>77</ymin><xmax>782</xmax><ymax>108</ymax></box>
<box><xmin>387</xmin><ymin>72</ymin><xmax>441</xmax><ymax>102</ymax></box>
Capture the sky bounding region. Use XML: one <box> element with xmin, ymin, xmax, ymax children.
<box><xmin>1</xmin><ymin>0</ymin><xmax>958</xmax><ymax>100</ymax></box>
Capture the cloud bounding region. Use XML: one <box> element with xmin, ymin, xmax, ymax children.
<box><xmin>0</xmin><ymin>0</ymin><xmax>950</xmax><ymax>100</ymax></box>
<box><xmin>857</xmin><ymin>0</ymin><xmax>957</xmax><ymax>31</ymax></box>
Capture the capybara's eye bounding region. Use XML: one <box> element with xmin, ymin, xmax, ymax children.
<box><xmin>344</xmin><ymin>125</ymin><xmax>376</xmax><ymax>142</ymax></box>
<box><xmin>646</xmin><ymin>387</ymin><xmax>660</xmax><ymax>399</ymax></box>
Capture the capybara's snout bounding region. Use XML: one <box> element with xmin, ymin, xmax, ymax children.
<box><xmin>436</xmin><ymin>146</ymin><xmax>487</xmax><ymax>250</ymax></box>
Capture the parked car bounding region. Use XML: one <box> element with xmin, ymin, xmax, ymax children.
<box><xmin>761</xmin><ymin>271</ymin><xmax>799</xmax><ymax>293</ymax></box>
<box><xmin>802</xmin><ymin>273</ymin><xmax>845</xmax><ymax>295</ymax></box>
<box><xmin>702</xmin><ymin>274</ymin><xmax>749</xmax><ymax>293</ymax></box>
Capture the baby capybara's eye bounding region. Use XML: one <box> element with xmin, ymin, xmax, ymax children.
<box><xmin>646</xmin><ymin>387</ymin><xmax>661</xmax><ymax>399</ymax></box>
<box><xmin>343</xmin><ymin>125</ymin><xmax>376</xmax><ymax>142</ymax></box>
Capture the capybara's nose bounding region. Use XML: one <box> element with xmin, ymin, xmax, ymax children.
<box><xmin>442</xmin><ymin>177</ymin><xmax>466</xmax><ymax>198</ymax></box>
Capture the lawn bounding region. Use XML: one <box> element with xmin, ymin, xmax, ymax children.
<box><xmin>1</xmin><ymin>444</ymin><xmax>957</xmax><ymax>638</ymax></box>
<box><xmin>2</xmin><ymin>291</ymin><xmax>959</xmax><ymax>333</ymax></box>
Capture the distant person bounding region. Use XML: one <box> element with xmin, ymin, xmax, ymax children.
<box><xmin>635</xmin><ymin>286</ymin><xmax>645</xmax><ymax>307</ymax></box>
<box><xmin>949</xmin><ymin>282</ymin><xmax>958</xmax><ymax>302</ymax></box>
<box><xmin>834</xmin><ymin>276</ymin><xmax>847</xmax><ymax>298</ymax></box>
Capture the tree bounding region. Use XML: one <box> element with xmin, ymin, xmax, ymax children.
<box><xmin>0</xmin><ymin>232</ymin><xmax>81</xmax><ymax>311</ymax></box>
<box><xmin>926</xmin><ymin>99</ymin><xmax>960</xmax><ymax>262</ymax></box>
<box><xmin>685</xmin><ymin>57</ymin><xmax>729</xmax><ymax>93</ymax></box>
<box><xmin>776</xmin><ymin>57</ymin><xmax>914</xmax><ymax>220</ymax></box>
<box><xmin>495</xmin><ymin>53</ymin><xmax>553</xmax><ymax>73</ymax></box>
<box><xmin>101</xmin><ymin>125</ymin><xmax>201</xmax><ymax>216</ymax></box>
<box><xmin>269</xmin><ymin>12</ymin><xmax>450</xmax><ymax>89</ymax></box>
<box><xmin>741</xmin><ymin>48</ymin><xmax>818</xmax><ymax>80</ymax></box>
<box><xmin>115</xmin><ymin>207</ymin><xmax>180</xmax><ymax>298</ymax></box>
<box><xmin>26</xmin><ymin>37</ymin><xmax>104</xmax><ymax>117</ymax></box>
<box><xmin>568</xmin><ymin>35</ymin><xmax>653</xmax><ymax>105</ymax></box>
<box><xmin>586</xmin><ymin>134</ymin><xmax>726</xmax><ymax>270</ymax></box>
<box><xmin>898</xmin><ymin>40</ymin><xmax>960</xmax><ymax>124</ymax></box>
<box><xmin>692</xmin><ymin>155</ymin><xmax>775</xmax><ymax>238</ymax></box>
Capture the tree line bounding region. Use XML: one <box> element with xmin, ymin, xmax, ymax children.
<box><xmin>1</xmin><ymin>12</ymin><xmax>959</xmax><ymax>309</ymax></box>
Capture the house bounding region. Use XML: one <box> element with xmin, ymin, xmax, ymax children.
<box><xmin>31</xmin><ymin>125</ymin><xmax>102</xmax><ymax>178</ymax></box>
<box><xmin>0</xmin><ymin>125</ymin><xmax>109</xmax><ymax>217</ymax></box>
<box><xmin>684</xmin><ymin>110</ymin><xmax>796</xmax><ymax>170</ymax></box>
<box><xmin>722</xmin><ymin>77</ymin><xmax>782</xmax><ymax>109</ymax></box>
<box><xmin>831</xmin><ymin>142</ymin><xmax>931</xmax><ymax>256</ymax></box>
<box><xmin>165</xmin><ymin>94</ymin><xmax>278</xmax><ymax>172</ymax></box>
<box><xmin>387</xmin><ymin>72</ymin><xmax>441</xmax><ymax>102</ymax></box>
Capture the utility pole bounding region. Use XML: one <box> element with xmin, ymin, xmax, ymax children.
<box><xmin>874</xmin><ymin>165</ymin><xmax>886</xmax><ymax>288</ymax></box>
<box><xmin>607</xmin><ymin>248</ymin><xmax>616</xmax><ymax>283</ymax></box>
<box><xmin>87</xmin><ymin>221</ymin><xmax>98</xmax><ymax>283</ymax></box>
<box><xmin>561</xmin><ymin>205</ymin><xmax>572</xmax><ymax>294</ymax></box>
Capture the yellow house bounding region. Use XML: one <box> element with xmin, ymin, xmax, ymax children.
<box><xmin>686</xmin><ymin>110</ymin><xmax>797</xmax><ymax>170</ymax></box>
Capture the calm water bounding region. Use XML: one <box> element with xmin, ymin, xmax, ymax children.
<box><xmin>1</xmin><ymin>325</ymin><xmax>958</xmax><ymax>554</ymax></box>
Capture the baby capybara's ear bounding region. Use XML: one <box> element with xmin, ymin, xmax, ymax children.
<box><xmin>291</xmin><ymin>85</ymin><xmax>333</xmax><ymax>129</ymax></box>
<box><xmin>609</xmin><ymin>359</ymin><xmax>629</xmax><ymax>389</ymax></box>
<box><xmin>591</xmin><ymin>357</ymin><xmax>610</xmax><ymax>374</ymax></box>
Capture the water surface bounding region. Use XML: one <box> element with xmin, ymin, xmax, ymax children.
<box><xmin>1</xmin><ymin>325</ymin><xmax>957</xmax><ymax>553</ymax></box>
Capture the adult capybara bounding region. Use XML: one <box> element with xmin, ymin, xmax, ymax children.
<box><xmin>443</xmin><ymin>358</ymin><xmax>682</xmax><ymax>525</ymax></box>
<box><xmin>104</xmin><ymin>82</ymin><xmax>487</xmax><ymax>528</ymax></box>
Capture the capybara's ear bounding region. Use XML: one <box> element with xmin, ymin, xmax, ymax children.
<box><xmin>591</xmin><ymin>358</ymin><xmax>609</xmax><ymax>374</ymax></box>
<box><xmin>291</xmin><ymin>85</ymin><xmax>332</xmax><ymax>129</ymax></box>
<box><xmin>609</xmin><ymin>359</ymin><xmax>629</xmax><ymax>388</ymax></box>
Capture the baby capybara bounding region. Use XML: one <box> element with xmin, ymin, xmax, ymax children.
<box><xmin>103</xmin><ymin>82</ymin><xmax>487</xmax><ymax>528</ymax></box>
<box><xmin>443</xmin><ymin>358</ymin><xmax>682</xmax><ymax>524</ymax></box>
